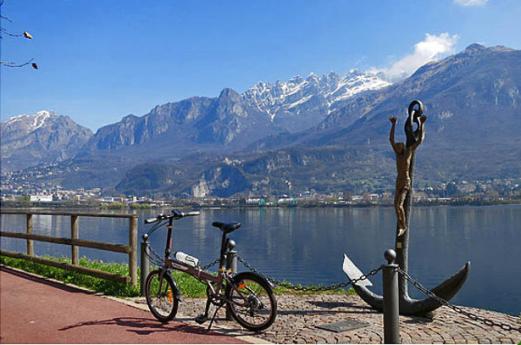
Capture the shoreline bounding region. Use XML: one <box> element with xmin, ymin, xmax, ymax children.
<box><xmin>1</xmin><ymin>200</ymin><xmax>521</xmax><ymax>211</ymax></box>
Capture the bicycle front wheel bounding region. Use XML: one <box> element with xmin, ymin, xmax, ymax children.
<box><xmin>226</xmin><ymin>272</ymin><xmax>277</xmax><ymax>331</ymax></box>
<box><xmin>145</xmin><ymin>270</ymin><xmax>179</xmax><ymax>322</ymax></box>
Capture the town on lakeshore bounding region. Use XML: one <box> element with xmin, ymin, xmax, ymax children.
<box><xmin>2</xmin><ymin>172</ymin><xmax>520</xmax><ymax>208</ymax></box>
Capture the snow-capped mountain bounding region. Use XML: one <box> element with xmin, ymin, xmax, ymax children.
<box><xmin>1</xmin><ymin>111</ymin><xmax>93</xmax><ymax>172</ymax></box>
<box><xmin>114</xmin><ymin>44</ymin><xmax>521</xmax><ymax>197</ymax></box>
<box><xmin>242</xmin><ymin>70</ymin><xmax>391</xmax><ymax>132</ymax></box>
<box><xmin>69</xmin><ymin>71</ymin><xmax>392</xmax><ymax>157</ymax></box>
<box><xmin>2</xmin><ymin>110</ymin><xmax>55</xmax><ymax>133</ymax></box>
<box><xmin>5</xmin><ymin>44</ymin><xmax>521</xmax><ymax>196</ymax></box>
<box><xmin>0</xmin><ymin>70</ymin><xmax>393</xmax><ymax>186</ymax></box>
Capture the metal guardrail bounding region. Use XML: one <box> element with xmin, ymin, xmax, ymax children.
<box><xmin>0</xmin><ymin>210</ymin><xmax>138</xmax><ymax>286</ymax></box>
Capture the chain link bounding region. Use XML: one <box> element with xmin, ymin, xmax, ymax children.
<box><xmin>237</xmin><ymin>255</ymin><xmax>382</xmax><ymax>292</ymax></box>
<box><xmin>200</xmin><ymin>257</ymin><xmax>220</xmax><ymax>271</ymax></box>
<box><xmin>143</xmin><ymin>244</ymin><xmax>165</xmax><ymax>267</ymax></box>
<box><xmin>143</xmin><ymin>242</ymin><xmax>220</xmax><ymax>271</ymax></box>
<box><xmin>397</xmin><ymin>267</ymin><xmax>521</xmax><ymax>333</ymax></box>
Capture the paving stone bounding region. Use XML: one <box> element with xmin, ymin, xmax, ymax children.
<box><xmin>128</xmin><ymin>294</ymin><xmax>520</xmax><ymax>344</ymax></box>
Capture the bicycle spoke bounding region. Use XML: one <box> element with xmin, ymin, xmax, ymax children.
<box><xmin>229</xmin><ymin>277</ymin><xmax>274</xmax><ymax>328</ymax></box>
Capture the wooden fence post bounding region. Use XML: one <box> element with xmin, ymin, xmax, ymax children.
<box><xmin>26</xmin><ymin>214</ymin><xmax>33</xmax><ymax>256</ymax></box>
<box><xmin>129</xmin><ymin>216</ymin><xmax>138</xmax><ymax>288</ymax></box>
<box><xmin>71</xmin><ymin>215</ymin><xmax>79</xmax><ymax>265</ymax></box>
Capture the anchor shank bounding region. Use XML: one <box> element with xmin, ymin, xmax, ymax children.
<box><xmin>395</xmin><ymin>153</ymin><xmax>415</xmax><ymax>299</ymax></box>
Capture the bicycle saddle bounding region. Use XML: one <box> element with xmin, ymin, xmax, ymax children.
<box><xmin>212</xmin><ymin>222</ymin><xmax>241</xmax><ymax>233</ymax></box>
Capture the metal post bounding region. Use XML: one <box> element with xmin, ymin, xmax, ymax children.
<box><xmin>140</xmin><ymin>235</ymin><xmax>150</xmax><ymax>296</ymax></box>
<box><xmin>71</xmin><ymin>215</ymin><xmax>79</xmax><ymax>265</ymax></box>
<box><xmin>129</xmin><ymin>216</ymin><xmax>138</xmax><ymax>288</ymax></box>
<box><xmin>225</xmin><ymin>239</ymin><xmax>237</xmax><ymax>320</ymax></box>
<box><xmin>26</xmin><ymin>214</ymin><xmax>33</xmax><ymax>256</ymax></box>
<box><xmin>383</xmin><ymin>249</ymin><xmax>400</xmax><ymax>344</ymax></box>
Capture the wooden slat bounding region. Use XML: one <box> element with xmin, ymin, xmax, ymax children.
<box><xmin>0</xmin><ymin>250</ymin><xmax>130</xmax><ymax>283</ymax></box>
<box><xmin>0</xmin><ymin>231</ymin><xmax>130</xmax><ymax>253</ymax></box>
<box><xmin>0</xmin><ymin>210</ymin><xmax>137</xmax><ymax>219</ymax></box>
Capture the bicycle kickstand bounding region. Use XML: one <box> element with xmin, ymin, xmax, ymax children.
<box><xmin>195</xmin><ymin>297</ymin><xmax>212</xmax><ymax>325</ymax></box>
<box><xmin>207</xmin><ymin>304</ymin><xmax>224</xmax><ymax>331</ymax></box>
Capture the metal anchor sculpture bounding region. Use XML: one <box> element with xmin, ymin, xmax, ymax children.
<box><xmin>346</xmin><ymin>100</ymin><xmax>470</xmax><ymax>316</ymax></box>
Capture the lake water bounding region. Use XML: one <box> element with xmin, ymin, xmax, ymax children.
<box><xmin>1</xmin><ymin>205</ymin><xmax>520</xmax><ymax>315</ymax></box>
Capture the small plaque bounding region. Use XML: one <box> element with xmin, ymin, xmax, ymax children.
<box><xmin>316</xmin><ymin>319</ymin><xmax>369</xmax><ymax>333</ymax></box>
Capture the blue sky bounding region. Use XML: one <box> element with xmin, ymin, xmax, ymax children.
<box><xmin>1</xmin><ymin>0</ymin><xmax>520</xmax><ymax>130</ymax></box>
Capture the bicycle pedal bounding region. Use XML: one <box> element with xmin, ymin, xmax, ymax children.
<box><xmin>195</xmin><ymin>315</ymin><xmax>208</xmax><ymax>324</ymax></box>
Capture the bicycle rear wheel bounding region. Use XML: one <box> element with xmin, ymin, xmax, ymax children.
<box><xmin>226</xmin><ymin>272</ymin><xmax>277</xmax><ymax>331</ymax></box>
<box><xmin>145</xmin><ymin>270</ymin><xmax>179</xmax><ymax>322</ymax></box>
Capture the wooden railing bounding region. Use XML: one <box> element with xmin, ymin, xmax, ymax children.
<box><xmin>0</xmin><ymin>210</ymin><xmax>138</xmax><ymax>286</ymax></box>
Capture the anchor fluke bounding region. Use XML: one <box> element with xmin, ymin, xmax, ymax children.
<box><xmin>398</xmin><ymin>261</ymin><xmax>471</xmax><ymax>315</ymax></box>
<box><xmin>345</xmin><ymin>257</ymin><xmax>471</xmax><ymax>316</ymax></box>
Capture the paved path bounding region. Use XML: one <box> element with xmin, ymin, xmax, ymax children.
<box><xmin>139</xmin><ymin>294</ymin><xmax>521</xmax><ymax>344</ymax></box>
<box><xmin>0</xmin><ymin>267</ymin><xmax>246</xmax><ymax>344</ymax></box>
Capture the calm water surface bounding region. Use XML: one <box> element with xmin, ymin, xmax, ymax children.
<box><xmin>1</xmin><ymin>205</ymin><xmax>520</xmax><ymax>315</ymax></box>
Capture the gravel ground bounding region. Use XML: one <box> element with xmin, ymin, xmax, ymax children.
<box><xmin>129</xmin><ymin>294</ymin><xmax>521</xmax><ymax>344</ymax></box>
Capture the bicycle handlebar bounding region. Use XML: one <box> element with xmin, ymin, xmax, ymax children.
<box><xmin>143</xmin><ymin>209</ymin><xmax>200</xmax><ymax>224</ymax></box>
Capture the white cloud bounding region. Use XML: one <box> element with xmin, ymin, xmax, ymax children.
<box><xmin>454</xmin><ymin>0</ymin><xmax>488</xmax><ymax>7</ymax></box>
<box><xmin>373</xmin><ymin>33</ymin><xmax>459</xmax><ymax>81</ymax></box>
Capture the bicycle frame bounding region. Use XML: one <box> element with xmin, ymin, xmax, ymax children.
<box><xmin>164</xmin><ymin>258</ymin><xmax>223</xmax><ymax>284</ymax></box>
<box><xmin>156</xmin><ymin>215</ymin><xmax>234</xmax><ymax>291</ymax></box>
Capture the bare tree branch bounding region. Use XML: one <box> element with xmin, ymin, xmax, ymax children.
<box><xmin>0</xmin><ymin>27</ymin><xmax>32</xmax><ymax>39</ymax></box>
<box><xmin>0</xmin><ymin>14</ymin><xmax>12</xmax><ymax>23</ymax></box>
<box><xmin>0</xmin><ymin>0</ymin><xmax>13</xmax><ymax>23</ymax></box>
<box><xmin>0</xmin><ymin>1</ymin><xmax>38</xmax><ymax>70</ymax></box>
<box><xmin>0</xmin><ymin>58</ymin><xmax>38</xmax><ymax>69</ymax></box>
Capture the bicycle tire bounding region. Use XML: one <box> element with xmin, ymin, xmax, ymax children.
<box><xmin>145</xmin><ymin>270</ymin><xmax>179</xmax><ymax>322</ymax></box>
<box><xmin>226</xmin><ymin>272</ymin><xmax>277</xmax><ymax>331</ymax></box>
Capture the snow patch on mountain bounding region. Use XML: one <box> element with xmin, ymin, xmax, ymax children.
<box><xmin>243</xmin><ymin>70</ymin><xmax>391</xmax><ymax>121</ymax></box>
<box><xmin>33</xmin><ymin>111</ymin><xmax>53</xmax><ymax>129</ymax></box>
<box><xmin>4</xmin><ymin>110</ymin><xmax>55</xmax><ymax>132</ymax></box>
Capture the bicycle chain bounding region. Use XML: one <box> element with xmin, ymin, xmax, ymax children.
<box><xmin>237</xmin><ymin>255</ymin><xmax>381</xmax><ymax>292</ymax></box>
<box><xmin>396</xmin><ymin>267</ymin><xmax>521</xmax><ymax>333</ymax></box>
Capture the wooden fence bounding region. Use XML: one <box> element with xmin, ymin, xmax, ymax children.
<box><xmin>0</xmin><ymin>210</ymin><xmax>138</xmax><ymax>286</ymax></box>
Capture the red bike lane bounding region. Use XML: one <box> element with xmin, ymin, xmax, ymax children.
<box><xmin>0</xmin><ymin>267</ymin><xmax>247</xmax><ymax>344</ymax></box>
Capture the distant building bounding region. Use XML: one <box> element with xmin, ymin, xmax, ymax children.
<box><xmin>29</xmin><ymin>194</ymin><xmax>53</xmax><ymax>202</ymax></box>
<box><xmin>277</xmin><ymin>197</ymin><xmax>297</xmax><ymax>206</ymax></box>
<box><xmin>246</xmin><ymin>198</ymin><xmax>266</xmax><ymax>206</ymax></box>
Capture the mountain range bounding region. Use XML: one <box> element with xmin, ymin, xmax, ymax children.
<box><xmin>0</xmin><ymin>111</ymin><xmax>93</xmax><ymax>172</ymax></box>
<box><xmin>2</xmin><ymin>44</ymin><xmax>520</xmax><ymax>197</ymax></box>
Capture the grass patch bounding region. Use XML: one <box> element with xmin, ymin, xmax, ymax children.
<box><xmin>273</xmin><ymin>282</ymin><xmax>356</xmax><ymax>296</ymax></box>
<box><xmin>0</xmin><ymin>255</ymin><xmax>207</xmax><ymax>298</ymax></box>
<box><xmin>0</xmin><ymin>255</ymin><xmax>354</xmax><ymax>297</ymax></box>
